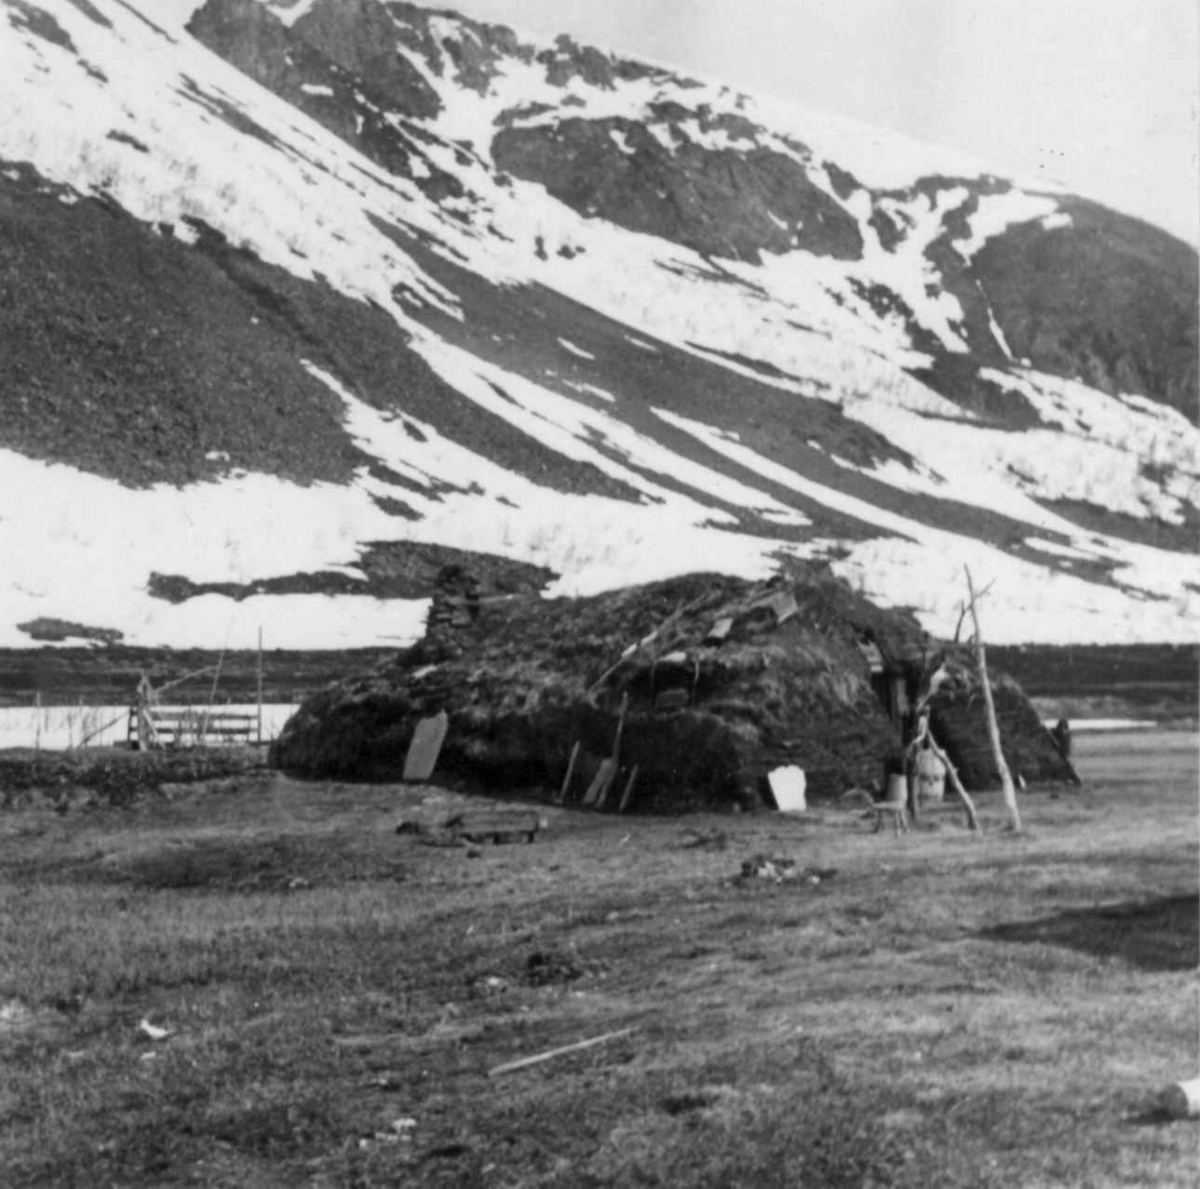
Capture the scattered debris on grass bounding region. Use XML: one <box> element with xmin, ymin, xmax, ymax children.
<box><xmin>678</xmin><ymin>826</ymin><xmax>729</xmax><ymax>851</ymax></box>
<box><xmin>137</xmin><ymin>1018</ymin><xmax>171</xmax><ymax>1042</ymax></box>
<box><xmin>0</xmin><ymin>998</ymin><xmax>35</xmax><ymax>1035</ymax></box>
<box><xmin>524</xmin><ymin>949</ymin><xmax>584</xmax><ymax>986</ymax></box>
<box><xmin>399</xmin><ymin>808</ymin><xmax>543</xmax><ymax>846</ymax></box>
<box><xmin>660</xmin><ymin>1086</ymin><xmax>732</xmax><ymax>1116</ymax></box>
<box><xmin>734</xmin><ymin>855</ymin><xmax>838</xmax><ymax>886</ymax></box>
<box><xmin>468</xmin><ymin>975</ymin><xmax>512</xmax><ymax>999</ymax></box>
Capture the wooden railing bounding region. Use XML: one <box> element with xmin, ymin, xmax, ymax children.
<box><xmin>127</xmin><ymin>705</ymin><xmax>260</xmax><ymax>749</ymax></box>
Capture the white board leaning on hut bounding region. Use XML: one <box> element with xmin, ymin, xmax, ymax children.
<box><xmin>769</xmin><ymin>765</ymin><xmax>807</xmax><ymax>812</ymax></box>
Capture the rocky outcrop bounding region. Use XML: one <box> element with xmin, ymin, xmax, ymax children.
<box><xmin>973</xmin><ymin>198</ymin><xmax>1199</xmax><ymax>421</ymax></box>
<box><xmin>492</xmin><ymin>117</ymin><xmax>864</xmax><ymax>264</ymax></box>
<box><xmin>187</xmin><ymin>0</ymin><xmax>464</xmax><ymax>197</ymax></box>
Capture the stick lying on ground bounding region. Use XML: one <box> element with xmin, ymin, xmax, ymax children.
<box><xmin>488</xmin><ymin>1027</ymin><xmax>637</xmax><ymax>1077</ymax></box>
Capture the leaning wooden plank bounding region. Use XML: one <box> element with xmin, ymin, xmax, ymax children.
<box><xmin>596</xmin><ymin>695</ymin><xmax>629</xmax><ymax>810</ymax></box>
<box><xmin>705</xmin><ymin>616</ymin><xmax>733</xmax><ymax>644</ymax></box>
<box><xmin>403</xmin><ymin>710</ymin><xmax>449</xmax><ymax>782</ymax></box>
<box><xmin>765</xmin><ymin>591</ymin><xmax>798</xmax><ymax>625</ymax></box>
<box><xmin>581</xmin><ymin>758</ymin><xmax>616</xmax><ymax>807</ymax></box>
<box><xmin>617</xmin><ymin>764</ymin><xmax>640</xmax><ymax>813</ymax></box>
<box><xmin>557</xmin><ymin>740</ymin><xmax>581</xmax><ymax>804</ymax></box>
<box><xmin>489</xmin><ymin>1027</ymin><xmax>637</xmax><ymax>1077</ymax></box>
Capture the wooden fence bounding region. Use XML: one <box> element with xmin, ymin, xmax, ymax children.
<box><xmin>127</xmin><ymin>705</ymin><xmax>261</xmax><ymax>750</ymax></box>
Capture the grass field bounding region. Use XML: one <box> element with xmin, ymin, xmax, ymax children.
<box><xmin>0</xmin><ymin>732</ymin><xmax>1196</xmax><ymax>1187</ymax></box>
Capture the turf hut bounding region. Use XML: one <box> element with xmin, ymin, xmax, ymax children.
<box><xmin>270</xmin><ymin>565</ymin><xmax>1071</xmax><ymax>809</ymax></box>
<box><xmin>275</xmin><ymin>568</ymin><xmax>903</xmax><ymax>809</ymax></box>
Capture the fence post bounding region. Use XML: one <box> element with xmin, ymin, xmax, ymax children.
<box><xmin>257</xmin><ymin>627</ymin><xmax>264</xmax><ymax>746</ymax></box>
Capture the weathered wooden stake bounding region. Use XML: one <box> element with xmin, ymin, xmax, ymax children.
<box><xmin>558</xmin><ymin>740</ymin><xmax>581</xmax><ymax>804</ymax></box>
<box><xmin>256</xmin><ymin>626</ymin><xmax>264</xmax><ymax>746</ymax></box>
<box><xmin>617</xmin><ymin>764</ymin><xmax>640</xmax><ymax>813</ymax></box>
<box><xmin>965</xmin><ymin>566</ymin><xmax>1020</xmax><ymax>831</ymax></box>
<box><xmin>595</xmin><ymin>693</ymin><xmax>630</xmax><ymax>811</ymax></box>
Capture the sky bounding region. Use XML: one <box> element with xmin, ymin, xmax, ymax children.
<box><xmin>165</xmin><ymin>0</ymin><xmax>1200</xmax><ymax>245</ymax></box>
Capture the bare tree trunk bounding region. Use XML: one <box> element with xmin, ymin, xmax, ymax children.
<box><xmin>964</xmin><ymin>567</ymin><xmax>1021</xmax><ymax>831</ymax></box>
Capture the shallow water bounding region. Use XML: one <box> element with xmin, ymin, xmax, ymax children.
<box><xmin>0</xmin><ymin>703</ymin><xmax>299</xmax><ymax>751</ymax></box>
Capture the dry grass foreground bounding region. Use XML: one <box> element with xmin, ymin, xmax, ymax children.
<box><xmin>0</xmin><ymin>732</ymin><xmax>1196</xmax><ymax>1187</ymax></box>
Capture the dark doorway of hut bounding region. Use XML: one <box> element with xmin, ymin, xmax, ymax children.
<box><xmin>858</xmin><ymin>634</ymin><xmax>920</xmax><ymax>746</ymax></box>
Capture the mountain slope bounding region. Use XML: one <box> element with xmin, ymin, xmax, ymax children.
<box><xmin>0</xmin><ymin>0</ymin><xmax>1197</xmax><ymax>649</ymax></box>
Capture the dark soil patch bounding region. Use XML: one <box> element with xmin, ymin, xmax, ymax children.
<box><xmin>981</xmin><ymin>893</ymin><xmax>1199</xmax><ymax>972</ymax></box>
<box><xmin>1031</xmin><ymin>496</ymin><xmax>1200</xmax><ymax>555</ymax></box>
<box><xmin>148</xmin><ymin>541</ymin><xmax>557</xmax><ymax>604</ymax></box>
<box><xmin>110</xmin><ymin>834</ymin><xmax>403</xmax><ymax>892</ymax></box>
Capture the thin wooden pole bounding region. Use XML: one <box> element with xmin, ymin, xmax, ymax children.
<box><xmin>256</xmin><ymin>626</ymin><xmax>264</xmax><ymax>746</ymax></box>
<box><xmin>597</xmin><ymin>693</ymin><xmax>630</xmax><ymax>811</ymax></box>
<box><xmin>617</xmin><ymin>764</ymin><xmax>640</xmax><ymax>813</ymax></box>
<box><xmin>488</xmin><ymin>1027</ymin><xmax>636</xmax><ymax>1077</ymax></box>
<box><xmin>558</xmin><ymin>740</ymin><xmax>581</xmax><ymax>804</ymax></box>
<box><xmin>965</xmin><ymin>567</ymin><xmax>1020</xmax><ymax>831</ymax></box>
<box><xmin>203</xmin><ymin>640</ymin><xmax>230</xmax><ymax>746</ymax></box>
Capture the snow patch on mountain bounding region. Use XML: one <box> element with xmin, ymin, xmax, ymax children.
<box><xmin>954</xmin><ymin>190</ymin><xmax>1061</xmax><ymax>260</ymax></box>
<box><xmin>0</xmin><ymin>449</ymin><xmax>429</xmax><ymax>649</ymax></box>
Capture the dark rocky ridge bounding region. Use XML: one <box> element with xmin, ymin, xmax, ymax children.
<box><xmin>974</xmin><ymin>197</ymin><xmax>1199</xmax><ymax>423</ymax></box>
<box><xmin>148</xmin><ymin>541</ymin><xmax>557</xmax><ymax>604</ymax></box>
<box><xmin>491</xmin><ymin>117</ymin><xmax>864</xmax><ymax>264</ymax></box>
<box><xmin>186</xmin><ymin>0</ymin><xmax>469</xmax><ymax>201</ymax></box>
